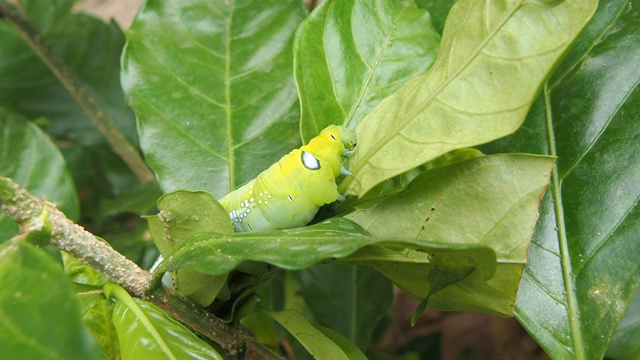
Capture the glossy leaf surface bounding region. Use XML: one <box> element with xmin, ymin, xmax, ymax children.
<box><xmin>480</xmin><ymin>1</ymin><xmax>640</xmax><ymax>358</ymax></box>
<box><xmin>105</xmin><ymin>283</ymin><xmax>223</xmax><ymax>360</ymax></box>
<box><xmin>0</xmin><ymin>240</ymin><xmax>102</xmax><ymax>360</ymax></box>
<box><xmin>122</xmin><ymin>0</ymin><xmax>306</xmax><ymax>197</ymax></box>
<box><xmin>342</xmin><ymin>0</ymin><xmax>598</xmax><ymax>196</ymax></box>
<box><xmin>346</xmin><ymin>154</ymin><xmax>554</xmax><ymax>316</ymax></box>
<box><xmin>294</xmin><ymin>0</ymin><xmax>440</xmax><ymax>141</ymax></box>
<box><xmin>0</xmin><ymin>108</ymin><xmax>78</xmax><ymax>242</ymax></box>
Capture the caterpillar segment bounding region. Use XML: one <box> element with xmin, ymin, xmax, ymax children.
<box><xmin>219</xmin><ymin>125</ymin><xmax>356</xmax><ymax>232</ymax></box>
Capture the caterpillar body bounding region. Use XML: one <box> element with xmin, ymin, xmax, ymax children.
<box><xmin>220</xmin><ymin>125</ymin><xmax>356</xmax><ymax>232</ymax></box>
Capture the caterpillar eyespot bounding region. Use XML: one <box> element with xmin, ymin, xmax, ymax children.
<box><xmin>220</xmin><ymin>125</ymin><xmax>356</xmax><ymax>232</ymax></box>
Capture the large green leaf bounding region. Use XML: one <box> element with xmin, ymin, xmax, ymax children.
<box><xmin>0</xmin><ymin>0</ymin><xmax>155</xmax><ymax>228</ymax></box>
<box><xmin>104</xmin><ymin>282</ymin><xmax>223</xmax><ymax>360</ymax></box>
<box><xmin>480</xmin><ymin>1</ymin><xmax>640</xmax><ymax>358</ymax></box>
<box><xmin>122</xmin><ymin>0</ymin><xmax>306</xmax><ymax>197</ymax></box>
<box><xmin>0</xmin><ymin>108</ymin><xmax>78</xmax><ymax>242</ymax></box>
<box><xmin>0</xmin><ymin>240</ymin><xmax>103</xmax><ymax>360</ymax></box>
<box><xmin>0</xmin><ymin>0</ymin><xmax>137</xmax><ymax>146</ymax></box>
<box><xmin>346</xmin><ymin>154</ymin><xmax>554</xmax><ymax>316</ymax></box>
<box><xmin>342</xmin><ymin>0</ymin><xmax>598</xmax><ymax>196</ymax></box>
<box><xmin>294</xmin><ymin>0</ymin><xmax>440</xmax><ymax>141</ymax></box>
<box><xmin>296</xmin><ymin>264</ymin><xmax>393</xmax><ymax>350</ymax></box>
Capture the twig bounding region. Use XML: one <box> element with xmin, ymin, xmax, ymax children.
<box><xmin>0</xmin><ymin>176</ymin><xmax>284</xmax><ymax>359</ymax></box>
<box><xmin>0</xmin><ymin>1</ymin><xmax>155</xmax><ymax>183</ymax></box>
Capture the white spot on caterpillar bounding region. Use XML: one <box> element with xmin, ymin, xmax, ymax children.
<box><xmin>258</xmin><ymin>200</ymin><xmax>263</xmax><ymax>204</ymax></box>
<box><xmin>301</xmin><ymin>151</ymin><xmax>320</xmax><ymax>170</ymax></box>
<box><xmin>250</xmin><ymin>198</ymin><xmax>255</xmax><ymax>203</ymax></box>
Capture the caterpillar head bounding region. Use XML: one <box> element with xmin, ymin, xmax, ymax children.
<box><xmin>301</xmin><ymin>125</ymin><xmax>356</xmax><ymax>177</ymax></box>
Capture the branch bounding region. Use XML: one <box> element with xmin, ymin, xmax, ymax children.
<box><xmin>1</xmin><ymin>176</ymin><xmax>149</xmax><ymax>295</ymax></box>
<box><xmin>0</xmin><ymin>1</ymin><xmax>155</xmax><ymax>183</ymax></box>
<box><xmin>0</xmin><ymin>176</ymin><xmax>284</xmax><ymax>360</ymax></box>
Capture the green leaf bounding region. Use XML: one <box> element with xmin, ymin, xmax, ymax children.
<box><xmin>156</xmin><ymin>217</ymin><xmax>494</xmax><ymax>275</ymax></box>
<box><xmin>342</xmin><ymin>0</ymin><xmax>598</xmax><ymax>196</ymax></box>
<box><xmin>606</xmin><ymin>288</ymin><xmax>640</xmax><ymax>360</ymax></box>
<box><xmin>147</xmin><ymin>190</ymin><xmax>233</xmax><ymax>307</ymax></box>
<box><xmin>122</xmin><ymin>0</ymin><xmax>307</xmax><ymax>197</ymax></box>
<box><xmin>346</xmin><ymin>154</ymin><xmax>554</xmax><ymax>316</ymax></box>
<box><xmin>480</xmin><ymin>1</ymin><xmax>640</xmax><ymax>358</ymax></box>
<box><xmin>0</xmin><ymin>0</ymin><xmax>138</xmax><ymax>147</ymax></box>
<box><xmin>294</xmin><ymin>0</ymin><xmax>440</xmax><ymax>141</ymax></box>
<box><xmin>104</xmin><ymin>282</ymin><xmax>223</xmax><ymax>360</ymax></box>
<box><xmin>0</xmin><ymin>240</ymin><xmax>103</xmax><ymax>360</ymax></box>
<box><xmin>0</xmin><ymin>108</ymin><xmax>79</xmax><ymax>242</ymax></box>
<box><xmin>297</xmin><ymin>264</ymin><xmax>393</xmax><ymax>350</ymax></box>
<box><xmin>262</xmin><ymin>308</ymin><xmax>367</xmax><ymax>360</ymax></box>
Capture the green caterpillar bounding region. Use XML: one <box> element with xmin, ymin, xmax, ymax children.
<box><xmin>220</xmin><ymin>125</ymin><xmax>356</xmax><ymax>232</ymax></box>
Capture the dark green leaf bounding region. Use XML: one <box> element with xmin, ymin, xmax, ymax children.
<box><xmin>0</xmin><ymin>108</ymin><xmax>79</xmax><ymax>242</ymax></box>
<box><xmin>295</xmin><ymin>0</ymin><xmax>440</xmax><ymax>141</ymax></box>
<box><xmin>346</xmin><ymin>154</ymin><xmax>554</xmax><ymax>316</ymax></box>
<box><xmin>342</xmin><ymin>0</ymin><xmax>598</xmax><ymax>196</ymax></box>
<box><xmin>297</xmin><ymin>264</ymin><xmax>393</xmax><ymax>350</ymax></box>
<box><xmin>0</xmin><ymin>0</ymin><xmax>137</xmax><ymax>146</ymax></box>
<box><xmin>104</xmin><ymin>282</ymin><xmax>223</xmax><ymax>360</ymax></box>
<box><xmin>480</xmin><ymin>1</ymin><xmax>640</xmax><ymax>358</ymax></box>
<box><xmin>0</xmin><ymin>240</ymin><xmax>103</xmax><ymax>360</ymax></box>
<box><xmin>122</xmin><ymin>0</ymin><xmax>307</xmax><ymax>197</ymax></box>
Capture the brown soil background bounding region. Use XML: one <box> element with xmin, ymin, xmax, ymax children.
<box><xmin>75</xmin><ymin>1</ymin><xmax>550</xmax><ymax>359</ymax></box>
